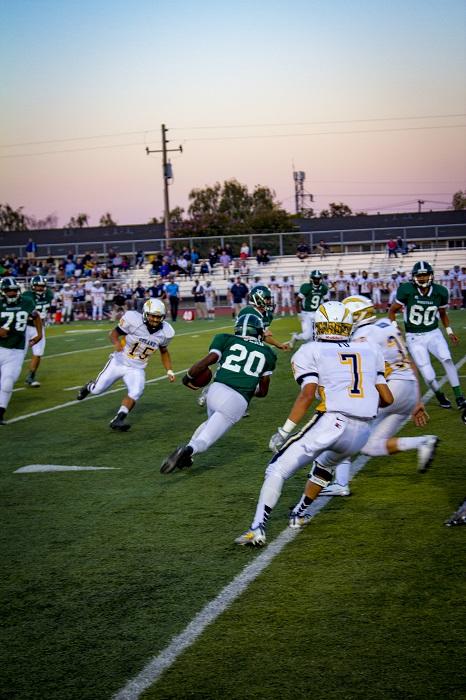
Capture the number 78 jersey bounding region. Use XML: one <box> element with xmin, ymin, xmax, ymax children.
<box><xmin>209</xmin><ymin>333</ymin><xmax>277</xmax><ymax>402</ymax></box>
<box><xmin>291</xmin><ymin>340</ymin><xmax>386</xmax><ymax>419</ymax></box>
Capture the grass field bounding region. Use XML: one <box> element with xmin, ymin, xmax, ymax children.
<box><xmin>1</xmin><ymin>312</ymin><xmax>466</xmax><ymax>700</ymax></box>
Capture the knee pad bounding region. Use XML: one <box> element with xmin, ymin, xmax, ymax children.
<box><xmin>308</xmin><ymin>461</ymin><xmax>333</xmax><ymax>488</ymax></box>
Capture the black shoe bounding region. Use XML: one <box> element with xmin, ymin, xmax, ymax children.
<box><xmin>77</xmin><ymin>383</ymin><xmax>91</xmax><ymax>401</ymax></box>
<box><xmin>160</xmin><ymin>445</ymin><xmax>193</xmax><ymax>474</ymax></box>
<box><xmin>436</xmin><ymin>392</ymin><xmax>451</xmax><ymax>409</ymax></box>
<box><xmin>455</xmin><ymin>396</ymin><xmax>466</xmax><ymax>409</ymax></box>
<box><xmin>462</xmin><ymin>408</ymin><xmax>466</xmax><ymax>425</ymax></box>
<box><xmin>109</xmin><ymin>412</ymin><xmax>131</xmax><ymax>432</ymax></box>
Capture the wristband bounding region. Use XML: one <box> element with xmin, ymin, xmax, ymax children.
<box><xmin>391</xmin><ymin>320</ymin><xmax>398</xmax><ymax>328</ymax></box>
<box><xmin>446</xmin><ymin>327</ymin><xmax>454</xmax><ymax>336</ymax></box>
<box><xmin>167</xmin><ymin>369</ymin><xmax>175</xmax><ymax>378</ymax></box>
<box><xmin>282</xmin><ymin>419</ymin><xmax>297</xmax><ymax>433</ymax></box>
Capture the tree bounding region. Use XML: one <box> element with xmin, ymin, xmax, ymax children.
<box><xmin>0</xmin><ymin>203</ymin><xmax>29</xmax><ymax>231</ymax></box>
<box><xmin>148</xmin><ymin>216</ymin><xmax>159</xmax><ymax>225</ymax></box>
<box><xmin>319</xmin><ymin>202</ymin><xmax>353</xmax><ymax>218</ymax></box>
<box><xmin>65</xmin><ymin>213</ymin><xmax>89</xmax><ymax>228</ymax></box>
<box><xmin>99</xmin><ymin>212</ymin><xmax>117</xmax><ymax>227</ymax></box>
<box><xmin>26</xmin><ymin>213</ymin><xmax>58</xmax><ymax>229</ymax></box>
<box><xmin>452</xmin><ymin>190</ymin><xmax>466</xmax><ymax>210</ymax></box>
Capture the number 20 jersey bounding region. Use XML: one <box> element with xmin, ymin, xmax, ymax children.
<box><xmin>291</xmin><ymin>340</ymin><xmax>386</xmax><ymax>419</ymax></box>
<box><xmin>117</xmin><ymin>310</ymin><xmax>175</xmax><ymax>368</ymax></box>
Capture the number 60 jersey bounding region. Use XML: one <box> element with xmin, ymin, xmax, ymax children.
<box><xmin>291</xmin><ymin>340</ymin><xmax>386</xmax><ymax>419</ymax></box>
<box><xmin>117</xmin><ymin>310</ymin><xmax>175</xmax><ymax>368</ymax></box>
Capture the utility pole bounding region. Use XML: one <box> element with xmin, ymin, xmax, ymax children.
<box><xmin>417</xmin><ymin>199</ymin><xmax>425</xmax><ymax>213</ymax></box>
<box><xmin>293</xmin><ymin>170</ymin><xmax>314</xmax><ymax>215</ymax></box>
<box><xmin>146</xmin><ymin>124</ymin><xmax>183</xmax><ymax>242</ymax></box>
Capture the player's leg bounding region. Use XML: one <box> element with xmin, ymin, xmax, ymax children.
<box><xmin>406</xmin><ymin>333</ymin><xmax>450</xmax><ymax>408</ymax></box>
<box><xmin>428</xmin><ymin>329</ymin><xmax>465</xmax><ymax>407</ymax></box>
<box><xmin>0</xmin><ymin>348</ymin><xmax>25</xmax><ymax>424</ymax></box>
<box><xmin>77</xmin><ymin>355</ymin><xmax>123</xmax><ymax>401</ymax></box>
<box><xmin>25</xmin><ymin>333</ymin><xmax>46</xmax><ymax>388</ymax></box>
<box><xmin>110</xmin><ymin>367</ymin><xmax>145</xmax><ymax>431</ymax></box>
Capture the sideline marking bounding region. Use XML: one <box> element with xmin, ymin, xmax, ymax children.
<box><xmin>113</xmin><ymin>355</ymin><xmax>466</xmax><ymax>700</ymax></box>
<box><xmin>15</xmin><ymin>465</ymin><xmax>118</xmax><ymax>473</ymax></box>
<box><xmin>6</xmin><ymin>369</ymin><xmax>189</xmax><ymax>424</ymax></box>
<box><xmin>65</xmin><ymin>329</ymin><xmax>103</xmax><ymax>334</ymax></box>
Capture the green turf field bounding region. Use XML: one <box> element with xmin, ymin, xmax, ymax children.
<box><xmin>1</xmin><ymin>313</ymin><xmax>465</xmax><ymax>700</ymax></box>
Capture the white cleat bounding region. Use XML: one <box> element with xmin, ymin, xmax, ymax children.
<box><xmin>417</xmin><ymin>435</ymin><xmax>439</xmax><ymax>473</ymax></box>
<box><xmin>318</xmin><ymin>484</ymin><xmax>351</xmax><ymax>497</ymax></box>
<box><xmin>234</xmin><ymin>525</ymin><xmax>266</xmax><ymax>547</ymax></box>
<box><xmin>288</xmin><ymin>333</ymin><xmax>298</xmax><ymax>349</ymax></box>
<box><xmin>288</xmin><ymin>513</ymin><xmax>311</xmax><ymax>529</ymax></box>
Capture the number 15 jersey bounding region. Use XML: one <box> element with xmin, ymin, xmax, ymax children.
<box><xmin>209</xmin><ymin>333</ymin><xmax>277</xmax><ymax>402</ymax></box>
<box><xmin>117</xmin><ymin>310</ymin><xmax>175</xmax><ymax>368</ymax></box>
<box><xmin>291</xmin><ymin>340</ymin><xmax>386</xmax><ymax>419</ymax></box>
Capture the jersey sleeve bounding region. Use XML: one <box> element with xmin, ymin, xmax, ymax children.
<box><xmin>291</xmin><ymin>345</ymin><xmax>319</xmax><ymax>387</ymax></box>
<box><xmin>298</xmin><ymin>283</ymin><xmax>307</xmax><ymax>299</ymax></box>
<box><xmin>262</xmin><ymin>348</ymin><xmax>277</xmax><ymax>376</ymax></box>
<box><xmin>159</xmin><ymin>322</ymin><xmax>175</xmax><ymax>348</ymax></box>
<box><xmin>395</xmin><ymin>283</ymin><xmax>409</xmax><ymax>305</ymax></box>
<box><xmin>117</xmin><ymin>311</ymin><xmax>136</xmax><ymax>335</ymax></box>
<box><xmin>438</xmin><ymin>285</ymin><xmax>449</xmax><ymax>307</ymax></box>
<box><xmin>209</xmin><ymin>333</ymin><xmax>229</xmax><ymax>358</ymax></box>
<box><xmin>374</xmin><ymin>346</ymin><xmax>387</xmax><ymax>384</ymax></box>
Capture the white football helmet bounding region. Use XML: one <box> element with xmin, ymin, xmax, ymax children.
<box><xmin>314</xmin><ymin>301</ymin><xmax>353</xmax><ymax>341</ymax></box>
<box><xmin>143</xmin><ymin>298</ymin><xmax>166</xmax><ymax>329</ymax></box>
<box><xmin>342</xmin><ymin>295</ymin><xmax>376</xmax><ymax>330</ymax></box>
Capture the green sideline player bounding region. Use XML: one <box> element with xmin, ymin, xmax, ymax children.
<box><xmin>289</xmin><ymin>269</ymin><xmax>329</xmax><ymax>346</ymax></box>
<box><xmin>161</xmin><ymin>313</ymin><xmax>276</xmax><ymax>473</ymax></box>
<box><xmin>0</xmin><ymin>277</ymin><xmax>42</xmax><ymax>424</ymax></box>
<box><xmin>389</xmin><ymin>260</ymin><xmax>465</xmax><ymax>409</ymax></box>
<box><xmin>22</xmin><ymin>275</ymin><xmax>54</xmax><ymax>387</ymax></box>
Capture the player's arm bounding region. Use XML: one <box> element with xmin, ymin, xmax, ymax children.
<box><xmin>28</xmin><ymin>310</ymin><xmax>43</xmax><ymax>345</ymax></box>
<box><xmin>388</xmin><ymin>301</ymin><xmax>403</xmax><ymax>324</ymax></box>
<box><xmin>109</xmin><ymin>326</ymin><xmax>125</xmax><ymax>351</ymax></box>
<box><xmin>254</xmin><ymin>375</ymin><xmax>271</xmax><ymax>398</ymax></box>
<box><xmin>439</xmin><ymin>307</ymin><xmax>459</xmax><ymax>345</ymax></box>
<box><xmin>182</xmin><ymin>351</ymin><xmax>219</xmax><ymax>389</ymax></box>
<box><xmin>263</xmin><ymin>329</ymin><xmax>290</xmax><ymax>351</ymax></box>
<box><xmin>159</xmin><ymin>345</ymin><xmax>176</xmax><ymax>382</ymax></box>
<box><xmin>376</xmin><ymin>382</ymin><xmax>394</xmax><ymax>407</ymax></box>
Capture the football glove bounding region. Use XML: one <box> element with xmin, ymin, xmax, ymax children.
<box><xmin>182</xmin><ymin>373</ymin><xmax>200</xmax><ymax>391</ymax></box>
<box><xmin>269</xmin><ymin>427</ymin><xmax>290</xmax><ymax>453</ymax></box>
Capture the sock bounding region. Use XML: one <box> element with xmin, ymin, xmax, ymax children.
<box><xmin>397</xmin><ymin>436</ymin><xmax>426</xmax><ymax>451</ymax></box>
<box><xmin>118</xmin><ymin>405</ymin><xmax>129</xmax><ymax>416</ymax></box>
<box><xmin>251</xmin><ymin>472</ymin><xmax>284</xmax><ymax>529</ymax></box>
<box><xmin>334</xmin><ymin>460</ymin><xmax>351</xmax><ymax>487</ymax></box>
<box><xmin>27</xmin><ymin>370</ymin><xmax>35</xmax><ymax>381</ymax></box>
<box><xmin>292</xmin><ymin>494</ymin><xmax>313</xmax><ymax>517</ymax></box>
<box><xmin>453</xmin><ymin>386</ymin><xmax>463</xmax><ymax>399</ymax></box>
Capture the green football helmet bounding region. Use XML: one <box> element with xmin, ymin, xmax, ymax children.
<box><xmin>412</xmin><ymin>261</ymin><xmax>433</xmax><ymax>289</ymax></box>
<box><xmin>234</xmin><ymin>313</ymin><xmax>264</xmax><ymax>339</ymax></box>
<box><xmin>248</xmin><ymin>284</ymin><xmax>275</xmax><ymax>313</ymax></box>
<box><xmin>310</xmin><ymin>269</ymin><xmax>323</xmax><ymax>287</ymax></box>
<box><xmin>31</xmin><ymin>274</ymin><xmax>48</xmax><ymax>297</ymax></box>
<box><xmin>0</xmin><ymin>276</ymin><xmax>21</xmax><ymax>304</ymax></box>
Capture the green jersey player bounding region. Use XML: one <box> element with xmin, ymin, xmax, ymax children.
<box><xmin>22</xmin><ymin>275</ymin><xmax>54</xmax><ymax>387</ymax></box>
<box><xmin>161</xmin><ymin>313</ymin><xmax>277</xmax><ymax>473</ymax></box>
<box><xmin>237</xmin><ymin>284</ymin><xmax>290</xmax><ymax>351</ymax></box>
<box><xmin>289</xmin><ymin>269</ymin><xmax>329</xmax><ymax>346</ymax></box>
<box><xmin>389</xmin><ymin>261</ymin><xmax>465</xmax><ymax>409</ymax></box>
<box><xmin>0</xmin><ymin>277</ymin><xmax>42</xmax><ymax>424</ymax></box>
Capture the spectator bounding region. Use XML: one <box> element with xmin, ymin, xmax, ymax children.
<box><xmin>387</xmin><ymin>239</ymin><xmax>398</xmax><ymax>258</ymax></box>
<box><xmin>147</xmin><ymin>277</ymin><xmax>166</xmax><ymax>299</ymax></box>
<box><xmin>199</xmin><ymin>260</ymin><xmax>211</xmax><ymax>279</ymax></box>
<box><xmin>224</xmin><ymin>243</ymin><xmax>234</xmax><ymax>260</ymax></box>
<box><xmin>256</xmin><ymin>248</ymin><xmax>264</xmax><ymax>265</ymax></box>
<box><xmin>316</xmin><ymin>240</ymin><xmax>329</xmax><ymax>258</ymax></box>
<box><xmin>396</xmin><ymin>236</ymin><xmax>407</xmax><ymax>255</ymax></box>
<box><xmin>133</xmin><ymin>281</ymin><xmax>146</xmax><ymax>312</ymax></box>
<box><xmin>239</xmin><ymin>241</ymin><xmax>250</xmax><ymax>260</ymax></box>
<box><xmin>230</xmin><ymin>277</ymin><xmax>249</xmax><ymax>317</ymax></box>
<box><xmin>190</xmin><ymin>248</ymin><xmax>200</xmax><ymax>267</ymax></box>
<box><xmin>407</xmin><ymin>242</ymin><xmax>418</xmax><ymax>255</ymax></box>
<box><xmin>192</xmin><ymin>279</ymin><xmax>208</xmax><ymax>319</ymax></box>
<box><xmin>209</xmin><ymin>247</ymin><xmax>219</xmax><ymax>268</ymax></box>
<box><xmin>239</xmin><ymin>259</ymin><xmax>250</xmax><ymax>280</ymax></box>
<box><xmin>25</xmin><ymin>237</ymin><xmax>37</xmax><ymax>260</ymax></box>
<box><xmin>135</xmin><ymin>250</ymin><xmax>145</xmax><ymax>269</ymax></box>
<box><xmin>296</xmin><ymin>240</ymin><xmax>310</xmax><ymax>261</ymax></box>
<box><xmin>165</xmin><ymin>275</ymin><xmax>181</xmax><ymax>322</ymax></box>
<box><xmin>159</xmin><ymin>257</ymin><xmax>171</xmax><ymax>279</ymax></box>
<box><xmin>219</xmin><ymin>249</ymin><xmax>231</xmax><ymax>278</ymax></box>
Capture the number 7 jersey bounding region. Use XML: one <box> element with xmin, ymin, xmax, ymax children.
<box><xmin>117</xmin><ymin>310</ymin><xmax>175</xmax><ymax>367</ymax></box>
<box><xmin>291</xmin><ymin>340</ymin><xmax>386</xmax><ymax>419</ymax></box>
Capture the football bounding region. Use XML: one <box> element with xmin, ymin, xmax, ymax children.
<box><xmin>182</xmin><ymin>368</ymin><xmax>212</xmax><ymax>390</ymax></box>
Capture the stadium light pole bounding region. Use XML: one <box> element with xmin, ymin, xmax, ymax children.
<box><xmin>146</xmin><ymin>124</ymin><xmax>183</xmax><ymax>242</ymax></box>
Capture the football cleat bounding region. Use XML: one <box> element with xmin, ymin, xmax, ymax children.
<box><xmin>288</xmin><ymin>332</ymin><xmax>299</xmax><ymax>349</ymax></box>
<box><xmin>25</xmin><ymin>377</ymin><xmax>41</xmax><ymax>388</ymax></box>
<box><xmin>318</xmin><ymin>484</ymin><xmax>351</xmax><ymax>497</ymax></box>
<box><xmin>462</xmin><ymin>408</ymin><xmax>466</xmax><ymax>425</ymax></box>
<box><xmin>436</xmin><ymin>392</ymin><xmax>451</xmax><ymax>409</ymax></box>
<box><xmin>455</xmin><ymin>395</ymin><xmax>466</xmax><ymax>409</ymax></box>
<box><xmin>417</xmin><ymin>435</ymin><xmax>439</xmax><ymax>473</ymax></box>
<box><xmin>288</xmin><ymin>513</ymin><xmax>311</xmax><ymax>529</ymax></box>
<box><xmin>160</xmin><ymin>445</ymin><xmax>194</xmax><ymax>474</ymax></box>
<box><xmin>109</xmin><ymin>412</ymin><xmax>131</xmax><ymax>432</ymax></box>
<box><xmin>234</xmin><ymin>525</ymin><xmax>266</xmax><ymax>546</ymax></box>
<box><xmin>77</xmin><ymin>383</ymin><xmax>91</xmax><ymax>401</ymax></box>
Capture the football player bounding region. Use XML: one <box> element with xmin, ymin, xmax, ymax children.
<box><xmin>0</xmin><ymin>277</ymin><xmax>42</xmax><ymax>424</ymax></box>
<box><xmin>235</xmin><ymin>301</ymin><xmax>393</xmax><ymax>546</ymax></box>
<box><xmin>22</xmin><ymin>275</ymin><xmax>54</xmax><ymax>388</ymax></box>
<box><xmin>76</xmin><ymin>298</ymin><xmax>175</xmax><ymax>431</ymax></box>
<box><xmin>389</xmin><ymin>261</ymin><xmax>465</xmax><ymax>409</ymax></box>
<box><xmin>91</xmin><ymin>280</ymin><xmax>106</xmax><ymax>321</ymax></box>
<box><xmin>317</xmin><ymin>295</ymin><xmax>438</xmax><ymax>497</ymax></box>
<box><xmin>289</xmin><ymin>269</ymin><xmax>329</xmax><ymax>347</ymax></box>
<box><xmin>160</xmin><ymin>313</ymin><xmax>276</xmax><ymax>474</ymax></box>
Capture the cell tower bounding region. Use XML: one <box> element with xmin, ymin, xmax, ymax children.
<box><xmin>293</xmin><ymin>170</ymin><xmax>313</xmax><ymax>214</ymax></box>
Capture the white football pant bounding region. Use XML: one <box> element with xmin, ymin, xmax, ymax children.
<box><xmin>0</xmin><ymin>347</ymin><xmax>24</xmax><ymax>409</ymax></box>
<box><xmin>63</xmin><ymin>301</ymin><xmax>73</xmax><ymax>322</ymax></box>
<box><xmin>295</xmin><ymin>311</ymin><xmax>316</xmax><ymax>341</ymax></box>
<box><xmin>251</xmin><ymin>412</ymin><xmax>370</xmax><ymax>528</ymax></box>
<box><xmin>372</xmin><ymin>289</ymin><xmax>381</xmax><ymax>306</ymax></box>
<box><xmin>406</xmin><ymin>328</ymin><xmax>458</xmax><ymax>387</ymax></box>
<box><xmin>89</xmin><ymin>353</ymin><xmax>145</xmax><ymax>400</ymax></box>
<box><xmin>281</xmin><ymin>292</ymin><xmax>292</xmax><ymax>310</ymax></box>
<box><xmin>25</xmin><ymin>325</ymin><xmax>46</xmax><ymax>357</ymax></box>
<box><xmin>188</xmin><ymin>382</ymin><xmax>248</xmax><ymax>454</ymax></box>
<box><xmin>92</xmin><ymin>302</ymin><xmax>104</xmax><ymax>320</ymax></box>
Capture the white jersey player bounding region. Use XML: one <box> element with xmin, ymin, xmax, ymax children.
<box><xmin>371</xmin><ymin>272</ymin><xmax>383</xmax><ymax>307</ymax></box>
<box><xmin>204</xmin><ymin>281</ymin><xmax>216</xmax><ymax>320</ymax></box>
<box><xmin>91</xmin><ymin>280</ymin><xmax>106</xmax><ymax>321</ymax></box>
<box><xmin>235</xmin><ymin>301</ymin><xmax>393</xmax><ymax>546</ymax></box>
<box><xmin>269</xmin><ymin>276</ymin><xmax>280</xmax><ymax>310</ymax></box>
<box><xmin>279</xmin><ymin>276</ymin><xmax>294</xmax><ymax>316</ymax></box>
<box><xmin>319</xmin><ymin>295</ymin><xmax>438</xmax><ymax>497</ymax></box>
<box><xmin>76</xmin><ymin>299</ymin><xmax>176</xmax><ymax>431</ymax></box>
<box><xmin>387</xmin><ymin>273</ymin><xmax>400</xmax><ymax>306</ymax></box>
<box><xmin>61</xmin><ymin>283</ymin><xmax>74</xmax><ymax>323</ymax></box>
<box><xmin>359</xmin><ymin>272</ymin><xmax>372</xmax><ymax>296</ymax></box>
<box><xmin>348</xmin><ymin>273</ymin><xmax>359</xmax><ymax>296</ymax></box>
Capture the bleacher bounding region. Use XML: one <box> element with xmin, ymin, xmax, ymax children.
<box><xmin>122</xmin><ymin>248</ymin><xmax>466</xmax><ymax>300</ymax></box>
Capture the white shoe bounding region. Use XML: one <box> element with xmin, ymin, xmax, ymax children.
<box><xmin>288</xmin><ymin>333</ymin><xmax>298</xmax><ymax>349</ymax></box>
<box><xmin>318</xmin><ymin>484</ymin><xmax>351</xmax><ymax>497</ymax></box>
<box><xmin>234</xmin><ymin>525</ymin><xmax>266</xmax><ymax>546</ymax></box>
<box><xmin>417</xmin><ymin>435</ymin><xmax>439</xmax><ymax>473</ymax></box>
<box><xmin>288</xmin><ymin>513</ymin><xmax>311</xmax><ymax>529</ymax></box>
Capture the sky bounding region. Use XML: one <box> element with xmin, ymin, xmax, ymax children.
<box><xmin>1</xmin><ymin>0</ymin><xmax>465</xmax><ymax>226</ymax></box>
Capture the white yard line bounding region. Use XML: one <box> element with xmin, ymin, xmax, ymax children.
<box><xmin>112</xmin><ymin>354</ymin><xmax>466</xmax><ymax>700</ymax></box>
<box><xmin>14</xmin><ymin>465</ymin><xmax>119</xmax><ymax>473</ymax></box>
